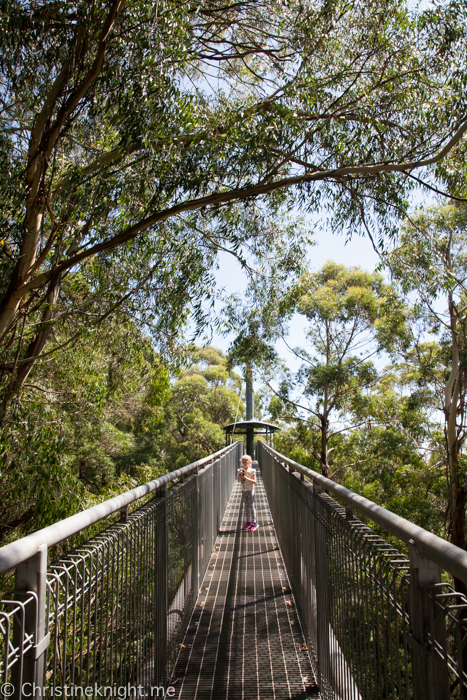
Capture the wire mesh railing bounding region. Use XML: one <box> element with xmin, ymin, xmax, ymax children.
<box><xmin>258</xmin><ymin>440</ymin><xmax>467</xmax><ymax>700</ymax></box>
<box><xmin>0</xmin><ymin>441</ymin><xmax>243</xmax><ymax>699</ymax></box>
<box><xmin>6</xmin><ymin>435</ymin><xmax>467</xmax><ymax>699</ymax></box>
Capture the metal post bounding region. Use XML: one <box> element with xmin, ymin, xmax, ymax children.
<box><xmin>217</xmin><ymin>459</ymin><xmax>221</xmax><ymax>532</ymax></box>
<box><xmin>246</xmin><ymin>378</ymin><xmax>254</xmax><ymax>421</ymax></box>
<box><xmin>313</xmin><ymin>478</ymin><xmax>332</xmax><ymax>694</ymax></box>
<box><xmin>12</xmin><ymin>543</ymin><xmax>49</xmax><ymax>700</ymax></box>
<box><xmin>192</xmin><ymin>466</ymin><xmax>199</xmax><ymax>602</ymax></box>
<box><xmin>246</xmin><ymin>428</ymin><xmax>254</xmax><ymax>459</ymax></box>
<box><xmin>408</xmin><ymin>540</ymin><xmax>450</xmax><ymax>700</ymax></box>
<box><xmin>154</xmin><ymin>483</ymin><xmax>168</xmax><ymax>688</ymax></box>
<box><xmin>246</xmin><ymin>374</ymin><xmax>255</xmax><ymax>457</ymax></box>
<box><xmin>120</xmin><ymin>505</ymin><xmax>128</xmax><ymax>523</ymax></box>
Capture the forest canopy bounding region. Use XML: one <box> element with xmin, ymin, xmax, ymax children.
<box><xmin>2</xmin><ymin>0</ymin><xmax>467</xmax><ymax>394</ymax></box>
<box><xmin>2</xmin><ymin>0</ymin><xmax>467</xmax><ymax>558</ymax></box>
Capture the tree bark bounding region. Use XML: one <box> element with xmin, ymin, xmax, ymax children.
<box><xmin>444</xmin><ymin>299</ymin><xmax>467</xmax><ymax>594</ymax></box>
<box><xmin>0</xmin><ymin>0</ymin><xmax>124</xmax><ymax>342</ymax></box>
<box><xmin>320</xmin><ymin>415</ymin><xmax>330</xmax><ymax>478</ymax></box>
<box><xmin>6</xmin><ymin>279</ymin><xmax>61</xmax><ymax>398</ymax></box>
<box><xmin>0</xmin><ymin>508</ymin><xmax>36</xmax><ymax>541</ymax></box>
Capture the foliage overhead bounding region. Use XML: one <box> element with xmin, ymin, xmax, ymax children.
<box><xmin>223</xmin><ymin>214</ymin><xmax>312</xmax><ymax>372</ymax></box>
<box><xmin>2</xmin><ymin>0</ymin><xmax>467</xmax><ymax>399</ymax></box>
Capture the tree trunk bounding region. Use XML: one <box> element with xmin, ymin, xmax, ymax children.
<box><xmin>320</xmin><ymin>415</ymin><xmax>330</xmax><ymax>478</ymax></box>
<box><xmin>448</xmin><ymin>436</ymin><xmax>466</xmax><ymax>593</ymax></box>
<box><xmin>451</xmin><ymin>483</ymin><xmax>467</xmax><ymax>594</ymax></box>
<box><xmin>442</xmin><ymin>298</ymin><xmax>467</xmax><ymax>676</ymax></box>
<box><xmin>6</xmin><ymin>279</ymin><xmax>61</xmax><ymax>396</ymax></box>
<box><xmin>445</xmin><ymin>302</ymin><xmax>465</xmax><ymax>566</ymax></box>
<box><xmin>0</xmin><ymin>508</ymin><xmax>36</xmax><ymax>542</ymax></box>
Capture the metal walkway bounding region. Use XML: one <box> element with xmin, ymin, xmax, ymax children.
<box><xmin>171</xmin><ymin>465</ymin><xmax>320</xmax><ymax>700</ymax></box>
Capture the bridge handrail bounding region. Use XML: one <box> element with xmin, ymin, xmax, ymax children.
<box><xmin>262</xmin><ymin>442</ymin><xmax>467</xmax><ymax>585</ymax></box>
<box><xmin>0</xmin><ymin>442</ymin><xmax>240</xmax><ymax>576</ymax></box>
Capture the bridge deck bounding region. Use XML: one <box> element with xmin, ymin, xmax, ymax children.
<box><xmin>171</xmin><ymin>465</ymin><xmax>320</xmax><ymax>700</ymax></box>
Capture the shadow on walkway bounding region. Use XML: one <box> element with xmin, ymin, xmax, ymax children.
<box><xmin>172</xmin><ymin>466</ymin><xmax>320</xmax><ymax>700</ymax></box>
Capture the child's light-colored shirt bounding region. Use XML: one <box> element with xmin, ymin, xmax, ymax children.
<box><xmin>240</xmin><ymin>466</ymin><xmax>256</xmax><ymax>492</ymax></box>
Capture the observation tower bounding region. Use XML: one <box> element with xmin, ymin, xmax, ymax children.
<box><xmin>222</xmin><ymin>376</ymin><xmax>280</xmax><ymax>456</ymax></box>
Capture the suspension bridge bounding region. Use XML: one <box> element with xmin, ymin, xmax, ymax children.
<box><xmin>1</xmin><ymin>440</ymin><xmax>467</xmax><ymax>700</ymax></box>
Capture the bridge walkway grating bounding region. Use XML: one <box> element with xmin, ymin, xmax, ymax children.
<box><xmin>171</xmin><ymin>464</ymin><xmax>320</xmax><ymax>700</ymax></box>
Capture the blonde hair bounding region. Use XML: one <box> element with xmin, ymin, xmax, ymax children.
<box><xmin>241</xmin><ymin>454</ymin><xmax>252</xmax><ymax>465</ymax></box>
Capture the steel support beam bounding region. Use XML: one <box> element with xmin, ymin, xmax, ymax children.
<box><xmin>12</xmin><ymin>544</ymin><xmax>49</xmax><ymax>700</ymax></box>
<box><xmin>154</xmin><ymin>483</ymin><xmax>168</xmax><ymax>688</ymax></box>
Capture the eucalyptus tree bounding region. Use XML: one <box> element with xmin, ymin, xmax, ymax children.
<box><xmin>1</xmin><ymin>0</ymin><xmax>467</xmax><ymax>406</ymax></box>
<box><xmin>267</xmin><ymin>263</ymin><xmax>407</xmax><ymax>477</ymax></box>
<box><xmin>0</xmin><ymin>312</ymin><xmax>170</xmax><ymax>543</ymax></box>
<box><xmin>222</xmin><ymin>213</ymin><xmax>310</xmax><ymax>409</ymax></box>
<box><xmin>273</xmin><ymin>369</ymin><xmax>446</xmax><ymax>536</ymax></box>
<box><xmin>153</xmin><ymin>346</ymin><xmax>242</xmax><ymax>470</ymax></box>
<box><xmin>387</xmin><ymin>205</ymin><xmax>467</xmax><ymax>585</ymax></box>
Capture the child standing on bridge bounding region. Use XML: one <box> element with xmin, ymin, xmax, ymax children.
<box><xmin>238</xmin><ymin>454</ymin><xmax>258</xmax><ymax>532</ymax></box>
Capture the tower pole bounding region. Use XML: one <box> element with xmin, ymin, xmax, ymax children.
<box><xmin>245</xmin><ymin>366</ymin><xmax>255</xmax><ymax>457</ymax></box>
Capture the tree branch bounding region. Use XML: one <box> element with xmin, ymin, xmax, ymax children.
<box><xmin>4</xmin><ymin>115</ymin><xmax>467</xmax><ymax>334</ymax></box>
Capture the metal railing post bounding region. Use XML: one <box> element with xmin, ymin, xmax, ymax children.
<box><xmin>313</xmin><ymin>478</ymin><xmax>332</xmax><ymax>695</ymax></box>
<box><xmin>154</xmin><ymin>483</ymin><xmax>168</xmax><ymax>688</ymax></box>
<box><xmin>0</xmin><ymin>443</ymin><xmax>241</xmax><ymax>698</ymax></box>
<box><xmin>192</xmin><ymin>466</ymin><xmax>200</xmax><ymax>601</ymax></box>
<box><xmin>12</xmin><ymin>543</ymin><xmax>49</xmax><ymax>700</ymax></box>
<box><xmin>213</xmin><ymin>459</ymin><xmax>221</xmax><ymax>534</ymax></box>
<box><xmin>408</xmin><ymin>541</ymin><xmax>450</xmax><ymax>700</ymax></box>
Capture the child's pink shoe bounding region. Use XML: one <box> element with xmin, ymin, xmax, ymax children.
<box><xmin>249</xmin><ymin>522</ymin><xmax>259</xmax><ymax>532</ymax></box>
<box><xmin>242</xmin><ymin>521</ymin><xmax>251</xmax><ymax>530</ymax></box>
